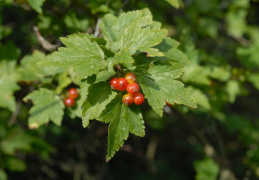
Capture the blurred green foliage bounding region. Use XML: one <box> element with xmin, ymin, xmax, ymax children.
<box><xmin>0</xmin><ymin>0</ymin><xmax>259</xmax><ymax>179</ymax></box>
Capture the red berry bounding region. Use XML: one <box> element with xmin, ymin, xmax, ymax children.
<box><xmin>64</xmin><ymin>97</ymin><xmax>75</xmax><ymax>107</ymax></box>
<box><xmin>122</xmin><ymin>94</ymin><xmax>134</xmax><ymax>105</ymax></box>
<box><xmin>110</xmin><ymin>77</ymin><xmax>119</xmax><ymax>90</ymax></box>
<box><xmin>68</xmin><ymin>88</ymin><xmax>79</xmax><ymax>99</ymax></box>
<box><xmin>125</xmin><ymin>73</ymin><xmax>137</xmax><ymax>84</ymax></box>
<box><xmin>133</xmin><ymin>93</ymin><xmax>144</xmax><ymax>105</ymax></box>
<box><xmin>126</xmin><ymin>83</ymin><xmax>140</xmax><ymax>95</ymax></box>
<box><xmin>117</xmin><ymin>77</ymin><xmax>128</xmax><ymax>91</ymax></box>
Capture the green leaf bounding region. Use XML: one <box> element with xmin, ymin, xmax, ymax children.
<box><xmin>18</xmin><ymin>50</ymin><xmax>63</xmax><ymax>82</ymax></box>
<box><xmin>207</xmin><ymin>66</ymin><xmax>230</xmax><ymax>81</ymax></box>
<box><xmin>27</xmin><ymin>0</ymin><xmax>45</xmax><ymax>14</ymax></box>
<box><xmin>69</xmin><ymin>76</ymin><xmax>96</xmax><ymax>119</ymax></box>
<box><xmin>0</xmin><ymin>60</ymin><xmax>20</xmax><ymax>112</ymax></box>
<box><xmin>194</xmin><ymin>158</ymin><xmax>220</xmax><ymax>180</ymax></box>
<box><xmin>237</xmin><ymin>44</ymin><xmax>259</xmax><ymax>68</ymax></box>
<box><xmin>226</xmin><ymin>9</ymin><xmax>247</xmax><ymax>38</ymax></box>
<box><xmin>98</xmin><ymin>93</ymin><xmax>145</xmax><ymax>161</ymax></box>
<box><xmin>182</xmin><ymin>64</ymin><xmax>211</xmax><ymax>85</ymax></box>
<box><xmin>6</xmin><ymin>158</ymin><xmax>26</xmax><ymax>172</ymax></box>
<box><xmin>113</xmin><ymin>50</ymin><xmax>134</xmax><ymax>64</ymax></box>
<box><xmin>135</xmin><ymin>61</ymin><xmax>197</xmax><ymax>116</ymax></box>
<box><xmin>165</xmin><ymin>0</ymin><xmax>183</xmax><ymax>9</ymax></box>
<box><xmin>39</xmin><ymin>33</ymin><xmax>106</xmax><ymax>80</ymax></box>
<box><xmin>188</xmin><ymin>86</ymin><xmax>211</xmax><ymax>110</ymax></box>
<box><xmin>56</xmin><ymin>71</ymin><xmax>71</xmax><ymax>94</ymax></box>
<box><xmin>155</xmin><ymin>37</ymin><xmax>190</xmax><ymax>65</ymax></box>
<box><xmin>24</xmin><ymin>88</ymin><xmax>64</xmax><ymax>127</ymax></box>
<box><xmin>0</xmin><ymin>127</ymin><xmax>32</xmax><ymax>155</ymax></box>
<box><xmin>226</xmin><ymin>80</ymin><xmax>240</xmax><ymax>103</ymax></box>
<box><xmin>0</xmin><ymin>77</ymin><xmax>20</xmax><ymax>112</ymax></box>
<box><xmin>99</xmin><ymin>9</ymin><xmax>167</xmax><ymax>56</ymax></box>
<box><xmin>64</xmin><ymin>11</ymin><xmax>89</xmax><ymax>33</ymax></box>
<box><xmin>248</xmin><ymin>73</ymin><xmax>259</xmax><ymax>90</ymax></box>
<box><xmin>82</xmin><ymin>81</ymin><xmax>117</xmax><ymax>128</ymax></box>
<box><xmin>0</xmin><ymin>42</ymin><xmax>20</xmax><ymax>61</ymax></box>
<box><xmin>0</xmin><ymin>169</ymin><xmax>7</xmax><ymax>180</ymax></box>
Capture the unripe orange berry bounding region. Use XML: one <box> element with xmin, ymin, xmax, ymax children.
<box><xmin>125</xmin><ymin>73</ymin><xmax>137</xmax><ymax>84</ymax></box>
<box><xmin>122</xmin><ymin>94</ymin><xmax>134</xmax><ymax>105</ymax></box>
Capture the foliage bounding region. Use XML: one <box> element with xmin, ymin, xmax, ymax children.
<box><xmin>1</xmin><ymin>0</ymin><xmax>259</xmax><ymax>179</ymax></box>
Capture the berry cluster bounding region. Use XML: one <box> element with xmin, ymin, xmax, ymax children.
<box><xmin>64</xmin><ymin>88</ymin><xmax>79</xmax><ymax>107</ymax></box>
<box><xmin>110</xmin><ymin>73</ymin><xmax>144</xmax><ymax>105</ymax></box>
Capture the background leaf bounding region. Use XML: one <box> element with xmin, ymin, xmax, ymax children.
<box><xmin>0</xmin><ymin>169</ymin><xmax>7</xmax><ymax>180</ymax></box>
<box><xmin>18</xmin><ymin>50</ymin><xmax>63</xmax><ymax>82</ymax></box>
<box><xmin>0</xmin><ymin>60</ymin><xmax>20</xmax><ymax>112</ymax></box>
<box><xmin>165</xmin><ymin>0</ymin><xmax>183</xmax><ymax>9</ymax></box>
<box><xmin>24</xmin><ymin>88</ymin><xmax>64</xmax><ymax>127</ymax></box>
<box><xmin>194</xmin><ymin>158</ymin><xmax>220</xmax><ymax>180</ymax></box>
<box><xmin>27</xmin><ymin>0</ymin><xmax>45</xmax><ymax>14</ymax></box>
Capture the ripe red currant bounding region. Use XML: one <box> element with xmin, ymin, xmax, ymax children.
<box><xmin>117</xmin><ymin>77</ymin><xmax>128</xmax><ymax>91</ymax></box>
<box><xmin>125</xmin><ymin>73</ymin><xmax>137</xmax><ymax>84</ymax></box>
<box><xmin>122</xmin><ymin>94</ymin><xmax>134</xmax><ymax>105</ymax></box>
<box><xmin>110</xmin><ymin>77</ymin><xmax>119</xmax><ymax>90</ymax></box>
<box><xmin>126</xmin><ymin>83</ymin><xmax>140</xmax><ymax>95</ymax></box>
<box><xmin>68</xmin><ymin>88</ymin><xmax>79</xmax><ymax>99</ymax></box>
<box><xmin>64</xmin><ymin>97</ymin><xmax>75</xmax><ymax>107</ymax></box>
<box><xmin>133</xmin><ymin>93</ymin><xmax>144</xmax><ymax>105</ymax></box>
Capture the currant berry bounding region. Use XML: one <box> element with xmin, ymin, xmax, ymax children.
<box><xmin>125</xmin><ymin>73</ymin><xmax>137</xmax><ymax>84</ymax></box>
<box><xmin>133</xmin><ymin>93</ymin><xmax>144</xmax><ymax>105</ymax></box>
<box><xmin>64</xmin><ymin>97</ymin><xmax>75</xmax><ymax>107</ymax></box>
<box><xmin>110</xmin><ymin>77</ymin><xmax>119</xmax><ymax>90</ymax></box>
<box><xmin>68</xmin><ymin>88</ymin><xmax>79</xmax><ymax>99</ymax></box>
<box><xmin>122</xmin><ymin>94</ymin><xmax>134</xmax><ymax>105</ymax></box>
<box><xmin>117</xmin><ymin>77</ymin><xmax>128</xmax><ymax>91</ymax></box>
<box><xmin>126</xmin><ymin>83</ymin><xmax>140</xmax><ymax>95</ymax></box>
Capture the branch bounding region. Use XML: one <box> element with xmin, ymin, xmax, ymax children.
<box><xmin>171</xmin><ymin>108</ymin><xmax>237</xmax><ymax>179</ymax></box>
<box><xmin>33</xmin><ymin>26</ymin><xmax>58</xmax><ymax>51</ymax></box>
<box><xmin>8</xmin><ymin>101</ymin><xmax>21</xmax><ymax>127</ymax></box>
<box><xmin>94</xmin><ymin>18</ymin><xmax>101</xmax><ymax>37</ymax></box>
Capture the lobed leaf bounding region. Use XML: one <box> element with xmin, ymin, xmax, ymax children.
<box><xmin>98</xmin><ymin>93</ymin><xmax>145</xmax><ymax>161</ymax></box>
<box><xmin>135</xmin><ymin>61</ymin><xmax>197</xmax><ymax>116</ymax></box>
<box><xmin>99</xmin><ymin>9</ymin><xmax>168</xmax><ymax>57</ymax></box>
<box><xmin>82</xmin><ymin>81</ymin><xmax>117</xmax><ymax>127</ymax></box>
<box><xmin>39</xmin><ymin>33</ymin><xmax>106</xmax><ymax>80</ymax></box>
<box><xmin>18</xmin><ymin>50</ymin><xmax>63</xmax><ymax>82</ymax></box>
<box><xmin>24</xmin><ymin>88</ymin><xmax>64</xmax><ymax>127</ymax></box>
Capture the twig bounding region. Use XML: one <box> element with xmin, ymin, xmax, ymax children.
<box><xmin>120</xmin><ymin>144</ymin><xmax>143</xmax><ymax>158</ymax></box>
<box><xmin>231</xmin><ymin>35</ymin><xmax>250</xmax><ymax>46</ymax></box>
<box><xmin>146</xmin><ymin>136</ymin><xmax>158</xmax><ymax>160</ymax></box>
<box><xmin>33</xmin><ymin>26</ymin><xmax>58</xmax><ymax>51</ymax></box>
<box><xmin>172</xmin><ymin>109</ymin><xmax>237</xmax><ymax>179</ymax></box>
<box><xmin>8</xmin><ymin>101</ymin><xmax>21</xmax><ymax>126</ymax></box>
<box><xmin>94</xmin><ymin>18</ymin><xmax>101</xmax><ymax>37</ymax></box>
